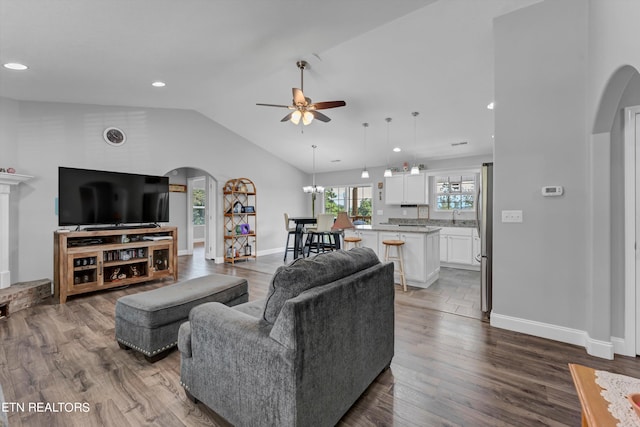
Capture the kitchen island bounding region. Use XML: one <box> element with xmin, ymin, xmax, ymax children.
<box><xmin>344</xmin><ymin>225</ymin><xmax>440</xmax><ymax>289</ymax></box>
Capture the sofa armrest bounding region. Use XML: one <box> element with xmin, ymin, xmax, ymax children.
<box><xmin>180</xmin><ymin>302</ymin><xmax>296</xmax><ymax>425</ymax></box>
<box><xmin>177</xmin><ymin>321</ymin><xmax>192</xmax><ymax>358</ymax></box>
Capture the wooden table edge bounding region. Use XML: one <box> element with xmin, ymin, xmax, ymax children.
<box><xmin>569</xmin><ymin>363</ymin><xmax>620</xmax><ymax>427</ymax></box>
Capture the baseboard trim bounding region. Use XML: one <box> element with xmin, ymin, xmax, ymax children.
<box><xmin>490</xmin><ymin>312</ymin><xmax>614</xmax><ymax>360</ymax></box>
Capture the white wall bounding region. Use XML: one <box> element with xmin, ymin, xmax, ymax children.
<box><xmin>493</xmin><ymin>0</ymin><xmax>588</xmax><ymax>332</ymax></box>
<box><xmin>0</xmin><ymin>98</ymin><xmax>308</xmax><ymax>283</ymax></box>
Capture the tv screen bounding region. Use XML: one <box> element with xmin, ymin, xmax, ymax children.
<box><xmin>58</xmin><ymin>167</ymin><xmax>170</xmax><ymax>226</ymax></box>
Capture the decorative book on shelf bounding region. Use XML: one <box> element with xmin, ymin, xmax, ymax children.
<box><xmin>223</xmin><ymin>178</ymin><xmax>256</xmax><ymax>264</ymax></box>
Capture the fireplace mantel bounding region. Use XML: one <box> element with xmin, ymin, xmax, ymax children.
<box><xmin>0</xmin><ymin>172</ymin><xmax>33</xmax><ymax>288</ymax></box>
<box><xmin>0</xmin><ymin>172</ymin><xmax>33</xmax><ymax>187</ymax></box>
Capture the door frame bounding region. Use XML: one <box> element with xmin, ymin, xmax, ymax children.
<box><xmin>624</xmin><ymin>105</ymin><xmax>640</xmax><ymax>355</ymax></box>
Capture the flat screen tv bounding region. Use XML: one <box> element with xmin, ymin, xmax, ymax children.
<box><xmin>58</xmin><ymin>167</ymin><xmax>170</xmax><ymax>227</ymax></box>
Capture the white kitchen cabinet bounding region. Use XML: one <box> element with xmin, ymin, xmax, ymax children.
<box><xmin>378</xmin><ymin>232</ymin><xmax>425</xmax><ymax>282</ymax></box>
<box><xmin>343</xmin><ymin>229</ymin><xmax>379</xmax><ymax>258</ymax></box>
<box><xmin>347</xmin><ymin>227</ymin><xmax>440</xmax><ymax>288</ymax></box>
<box><xmin>384</xmin><ymin>175</ymin><xmax>405</xmax><ymax>205</ymax></box>
<box><xmin>447</xmin><ymin>235</ymin><xmax>473</xmax><ymax>264</ymax></box>
<box><xmin>439</xmin><ymin>227</ymin><xmax>479</xmax><ymax>270</ymax></box>
<box><xmin>440</xmin><ymin>234</ymin><xmax>448</xmax><ymax>262</ymax></box>
<box><xmin>425</xmin><ymin>232</ymin><xmax>440</xmax><ymax>284</ymax></box>
<box><xmin>384</xmin><ymin>173</ymin><xmax>428</xmax><ymax>205</ymax></box>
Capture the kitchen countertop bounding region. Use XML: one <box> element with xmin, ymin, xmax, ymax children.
<box><xmin>354</xmin><ymin>224</ymin><xmax>441</xmax><ymax>234</ymax></box>
<box><xmin>383</xmin><ymin>218</ymin><xmax>478</xmax><ymax>228</ymax></box>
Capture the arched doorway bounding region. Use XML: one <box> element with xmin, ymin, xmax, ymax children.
<box><xmin>165</xmin><ymin>167</ymin><xmax>219</xmax><ymax>261</ymax></box>
<box><xmin>590</xmin><ymin>65</ymin><xmax>640</xmax><ymax>358</ymax></box>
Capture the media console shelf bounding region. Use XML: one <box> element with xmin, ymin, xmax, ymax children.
<box><xmin>53</xmin><ymin>226</ymin><xmax>178</xmax><ymax>304</ymax></box>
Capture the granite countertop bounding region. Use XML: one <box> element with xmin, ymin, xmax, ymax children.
<box><xmin>354</xmin><ymin>224</ymin><xmax>441</xmax><ymax>234</ymax></box>
<box><xmin>383</xmin><ymin>218</ymin><xmax>478</xmax><ymax>228</ymax></box>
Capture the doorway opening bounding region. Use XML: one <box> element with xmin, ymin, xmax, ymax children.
<box><xmin>166</xmin><ymin>167</ymin><xmax>218</xmax><ymax>262</ymax></box>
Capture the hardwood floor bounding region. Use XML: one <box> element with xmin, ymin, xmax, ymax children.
<box><xmin>1</xmin><ymin>249</ymin><xmax>639</xmax><ymax>426</ymax></box>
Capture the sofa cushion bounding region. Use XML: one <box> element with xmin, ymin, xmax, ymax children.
<box><xmin>262</xmin><ymin>247</ymin><xmax>379</xmax><ymax>323</ymax></box>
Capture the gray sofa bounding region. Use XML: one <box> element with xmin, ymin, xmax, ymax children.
<box><xmin>178</xmin><ymin>247</ymin><xmax>395</xmax><ymax>427</ymax></box>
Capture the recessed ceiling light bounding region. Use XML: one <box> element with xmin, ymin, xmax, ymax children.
<box><xmin>393</xmin><ymin>147</ymin><xmax>401</xmax><ymax>152</ymax></box>
<box><xmin>152</xmin><ymin>81</ymin><xmax>166</xmax><ymax>87</ymax></box>
<box><xmin>3</xmin><ymin>62</ymin><xmax>28</xmax><ymax>71</ymax></box>
<box><xmin>487</xmin><ymin>102</ymin><xmax>494</xmax><ymax>110</ymax></box>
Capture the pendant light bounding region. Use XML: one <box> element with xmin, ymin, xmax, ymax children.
<box><xmin>410</xmin><ymin>111</ymin><xmax>420</xmax><ymax>175</ymax></box>
<box><xmin>384</xmin><ymin>117</ymin><xmax>393</xmax><ymax>178</ymax></box>
<box><xmin>361</xmin><ymin>123</ymin><xmax>370</xmax><ymax>179</ymax></box>
<box><xmin>302</xmin><ymin>145</ymin><xmax>324</xmax><ymax>217</ymax></box>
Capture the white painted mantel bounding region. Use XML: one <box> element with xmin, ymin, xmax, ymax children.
<box><xmin>0</xmin><ymin>172</ymin><xmax>33</xmax><ymax>289</ymax></box>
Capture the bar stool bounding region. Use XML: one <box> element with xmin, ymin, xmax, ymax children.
<box><xmin>343</xmin><ymin>236</ymin><xmax>362</xmax><ymax>250</ymax></box>
<box><xmin>382</xmin><ymin>239</ymin><xmax>407</xmax><ymax>292</ymax></box>
<box><xmin>283</xmin><ymin>213</ymin><xmax>297</xmax><ymax>262</ymax></box>
<box><xmin>305</xmin><ymin>213</ymin><xmax>337</xmax><ymax>256</ymax></box>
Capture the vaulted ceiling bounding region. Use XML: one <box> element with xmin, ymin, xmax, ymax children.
<box><xmin>0</xmin><ymin>0</ymin><xmax>539</xmax><ymax>173</ymax></box>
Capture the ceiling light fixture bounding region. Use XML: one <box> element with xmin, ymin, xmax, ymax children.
<box><xmin>302</xmin><ymin>144</ymin><xmax>324</xmax><ymax>217</ymax></box>
<box><xmin>3</xmin><ymin>62</ymin><xmax>28</xmax><ymax>71</ymax></box>
<box><xmin>487</xmin><ymin>102</ymin><xmax>495</xmax><ymax>110</ymax></box>
<box><xmin>410</xmin><ymin>112</ymin><xmax>420</xmax><ymax>175</ymax></box>
<box><xmin>393</xmin><ymin>147</ymin><xmax>401</xmax><ymax>153</ymax></box>
<box><xmin>361</xmin><ymin>123</ymin><xmax>370</xmax><ymax>179</ymax></box>
<box><xmin>384</xmin><ymin>118</ymin><xmax>393</xmax><ymax>178</ymax></box>
<box><xmin>152</xmin><ymin>81</ymin><xmax>166</xmax><ymax>87</ymax></box>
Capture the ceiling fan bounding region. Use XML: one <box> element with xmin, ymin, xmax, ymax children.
<box><xmin>256</xmin><ymin>60</ymin><xmax>346</xmax><ymax>125</ymax></box>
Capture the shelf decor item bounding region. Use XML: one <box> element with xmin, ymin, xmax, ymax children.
<box><xmin>223</xmin><ymin>178</ymin><xmax>256</xmax><ymax>264</ymax></box>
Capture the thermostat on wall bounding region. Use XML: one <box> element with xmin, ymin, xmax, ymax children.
<box><xmin>542</xmin><ymin>186</ymin><xmax>563</xmax><ymax>196</ymax></box>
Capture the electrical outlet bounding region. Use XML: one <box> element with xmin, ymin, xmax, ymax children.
<box><xmin>502</xmin><ymin>210</ymin><xmax>523</xmax><ymax>223</ymax></box>
<box><xmin>402</xmin><ymin>210</ymin><xmax>407</xmax><ymax>216</ymax></box>
<box><xmin>377</xmin><ymin>210</ymin><xmax>383</xmax><ymax>216</ymax></box>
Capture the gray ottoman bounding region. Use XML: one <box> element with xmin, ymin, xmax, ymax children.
<box><xmin>115</xmin><ymin>273</ymin><xmax>248</xmax><ymax>362</ymax></box>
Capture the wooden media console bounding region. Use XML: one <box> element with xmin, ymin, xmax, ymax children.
<box><xmin>54</xmin><ymin>226</ymin><xmax>178</xmax><ymax>304</ymax></box>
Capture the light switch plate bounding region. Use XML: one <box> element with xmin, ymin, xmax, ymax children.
<box><xmin>502</xmin><ymin>210</ymin><xmax>523</xmax><ymax>223</ymax></box>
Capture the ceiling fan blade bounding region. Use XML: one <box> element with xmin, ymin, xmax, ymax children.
<box><xmin>256</xmin><ymin>103</ymin><xmax>292</xmax><ymax>108</ymax></box>
<box><xmin>310</xmin><ymin>111</ymin><xmax>331</xmax><ymax>122</ymax></box>
<box><xmin>310</xmin><ymin>100</ymin><xmax>346</xmax><ymax>110</ymax></box>
<box><xmin>292</xmin><ymin>88</ymin><xmax>307</xmax><ymax>106</ymax></box>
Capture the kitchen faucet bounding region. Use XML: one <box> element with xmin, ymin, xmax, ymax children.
<box><xmin>452</xmin><ymin>209</ymin><xmax>460</xmax><ymax>224</ymax></box>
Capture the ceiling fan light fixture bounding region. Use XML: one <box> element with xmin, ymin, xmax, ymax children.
<box><xmin>257</xmin><ymin>60</ymin><xmax>346</xmax><ymax>126</ymax></box>
<box><xmin>290</xmin><ymin>110</ymin><xmax>302</xmax><ymax>125</ymax></box>
<box><xmin>302</xmin><ymin>111</ymin><xmax>314</xmax><ymax>125</ymax></box>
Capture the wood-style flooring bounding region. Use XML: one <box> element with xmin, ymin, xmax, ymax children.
<box><xmin>1</xmin><ymin>249</ymin><xmax>639</xmax><ymax>426</ymax></box>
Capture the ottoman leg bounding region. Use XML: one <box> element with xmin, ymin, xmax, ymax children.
<box><xmin>144</xmin><ymin>348</ymin><xmax>173</xmax><ymax>363</ymax></box>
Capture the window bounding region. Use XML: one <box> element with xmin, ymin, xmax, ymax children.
<box><xmin>435</xmin><ymin>175</ymin><xmax>476</xmax><ymax>211</ymax></box>
<box><xmin>324</xmin><ymin>185</ymin><xmax>372</xmax><ymax>224</ymax></box>
<box><xmin>193</xmin><ymin>188</ymin><xmax>205</xmax><ymax>225</ymax></box>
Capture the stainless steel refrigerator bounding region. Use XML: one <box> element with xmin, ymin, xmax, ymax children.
<box><xmin>476</xmin><ymin>162</ymin><xmax>493</xmax><ymax>319</ymax></box>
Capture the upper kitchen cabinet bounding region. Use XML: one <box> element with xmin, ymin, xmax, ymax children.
<box><xmin>385</xmin><ymin>173</ymin><xmax>428</xmax><ymax>205</ymax></box>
